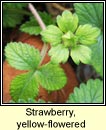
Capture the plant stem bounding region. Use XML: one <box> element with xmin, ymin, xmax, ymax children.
<box><xmin>28</xmin><ymin>3</ymin><xmax>49</xmax><ymax>65</ymax></box>
<box><xmin>28</xmin><ymin>3</ymin><xmax>46</xmax><ymax>30</ymax></box>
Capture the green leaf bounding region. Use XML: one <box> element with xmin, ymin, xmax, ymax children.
<box><xmin>20</xmin><ymin>20</ymin><xmax>42</xmax><ymax>35</ymax></box>
<box><xmin>67</xmin><ymin>79</ymin><xmax>103</xmax><ymax>103</ymax></box>
<box><xmin>20</xmin><ymin>11</ymin><xmax>54</xmax><ymax>35</ymax></box>
<box><xmin>3</xmin><ymin>3</ymin><xmax>28</xmax><ymax>27</ymax></box>
<box><xmin>62</xmin><ymin>31</ymin><xmax>78</xmax><ymax>47</ymax></box>
<box><xmin>10</xmin><ymin>71</ymin><xmax>39</xmax><ymax>102</ymax></box>
<box><xmin>36</xmin><ymin>62</ymin><xmax>67</xmax><ymax>91</ymax></box>
<box><xmin>74</xmin><ymin>3</ymin><xmax>103</xmax><ymax>30</ymax></box>
<box><xmin>5</xmin><ymin>42</ymin><xmax>41</xmax><ymax>70</ymax></box>
<box><xmin>38</xmin><ymin>11</ymin><xmax>55</xmax><ymax>25</ymax></box>
<box><xmin>89</xmin><ymin>34</ymin><xmax>103</xmax><ymax>77</ymax></box>
<box><xmin>76</xmin><ymin>24</ymin><xmax>100</xmax><ymax>45</ymax></box>
<box><xmin>41</xmin><ymin>25</ymin><xmax>63</xmax><ymax>45</ymax></box>
<box><xmin>49</xmin><ymin>44</ymin><xmax>69</xmax><ymax>63</ymax></box>
<box><xmin>56</xmin><ymin>10</ymin><xmax>78</xmax><ymax>33</ymax></box>
<box><xmin>71</xmin><ymin>45</ymin><xmax>92</xmax><ymax>64</ymax></box>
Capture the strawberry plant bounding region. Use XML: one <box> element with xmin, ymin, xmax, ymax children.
<box><xmin>3</xmin><ymin>3</ymin><xmax>103</xmax><ymax>103</ymax></box>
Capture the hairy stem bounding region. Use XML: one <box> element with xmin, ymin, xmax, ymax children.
<box><xmin>28</xmin><ymin>3</ymin><xmax>49</xmax><ymax>65</ymax></box>
<box><xmin>28</xmin><ymin>3</ymin><xmax>46</xmax><ymax>30</ymax></box>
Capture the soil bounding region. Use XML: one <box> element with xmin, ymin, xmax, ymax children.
<box><xmin>3</xmin><ymin>33</ymin><xmax>78</xmax><ymax>103</ymax></box>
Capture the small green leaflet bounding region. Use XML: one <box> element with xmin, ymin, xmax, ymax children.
<box><xmin>20</xmin><ymin>20</ymin><xmax>42</xmax><ymax>35</ymax></box>
<box><xmin>76</xmin><ymin>24</ymin><xmax>100</xmax><ymax>45</ymax></box>
<box><xmin>67</xmin><ymin>79</ymin><xmax>103</xmax><ymax>103</ymax></box>
<box><xmin>56</xmin><ymin>10</ymin><xmax>78</xmax><ymax>33</ymax></box>
<box><xmin>74</xmin><ymin>3</ymin><xmax>103</xmax><ymax>30</ymax></box>
<box><xmin>10</xmin><ymin>71</ymin><xmax>39</xmax><ymax>102</ymax></box>
<box><xmin>49</xmin><ymin>44</ymin><xmax>69</xmax><ymax>63</ymax></box>
<box><xmin>3</xmin><ymin>3</ymin><xmax>28</xmax><ymax>27</ymax></box>
<box><xmin>36</xmin><ymin>62</ymin><xmax>67</xmax><ymax>91</ymax></box>
<box><xmin>71</xmin><ymin>45</ymin><xmax>91</xmax><ymax>65</ymax></box>
<box><xmin>20</xmin><ymin>11</ymin><xmax>55</xmax><ymax>35</ymax></box>
<box><xmin>62</xmin><ymin>31</ymin><xmax>78</xmax><ymax>47</ymax></box>
<box><xmin>41</xmin><ymin>25</ymin><xmax>63</xmax><ymax>45</ymax></box>
<box><xmin>5</xmin><ymin>42</ymin><xmax>41</xmax><ymax>70</ymax></box>
<box><xmin>89</xmin><ymin>34</ymin><xmax>103</xmax><ymax>77</ymax></box>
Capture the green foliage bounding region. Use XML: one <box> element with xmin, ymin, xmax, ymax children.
<box><xmin>36</xmin><ymin>62</ymin><xmax>67</xmax><ymax>91</ymax></box>
<box><xmin>4</xmin><ymin>3</ymin><xmax>103</xmax><ymax>103</ymax></box>
<box><xmin>20</xmin><ymin>20</ymin><xmax>42</xmax><ymax>35</ymax></box>
<box><xmin>76</xmin><ymin>24</ymin><xmax>100</xmax><ymax>45</ymax></box>
<box><xmin>3</xmin><ymin>3</ymin><xmax>27</xmax><ymax>9</ymax></box>
<box><xmin>71</xmin><ymin>45</ymin><xmax>91</xmax><ymax>64</ymax></box>
<box><xmin>41</xmin><ymin>25</ymin><xmax>63</xmax><ymax>45</ymax></box>
<box><xmin>3</xmin><ymin>3</ymin><xmax>28</xmax><ymax>27</ymax></box>
<box><xmin>49</xmin><ymin>44</ymin><xmax>69</xmax><ymax>63</ymax></box>
<box><xmin>10</xmin><ymin>98</ymin><xmax>48</xmax><ymax>103</ymax></box>
<box><xmin>89</xmin><ymin>34</ymin><xmax>103</xmax><ymax>77</ymax></box>
<box><xmin>74</xmin><ymin>3</ymin><xmax>103</xmax><ymax>76</ymax></box>
<box><xmin>10</xmin><ymin>71</ymin><xmax>39</xmax><ymax>102</ymax></box>
<box><xmin>56</xmin><ymin>10</ymin><xmax>78</xmax><ymax>33</ymax></box>
<box><xmin>41</xmin><ymin>10</ymin><xmax>100</xmax><ymax>64</ymax></box>
<box><xmin>67</xmin><ymin>79</ymin><xmax>103</xmax><ymax>103</ymax></box>
<box><xmin>38</xmin><ymin>11</ymin><xmax>55</xmax><ymax>25</ymax></box>
<box><xmin>20</xmin><ymin>12</ymin><xmax>55</xmax><ymax>35</ymax></box>
<box><xmin>5</xmin><ymin>42</ymin><xmax>67</xmax><ymax>101</ymax></box>
<box><xmin>74</xmin><ymin>3</ymin><xmax>103</xmax><ymax>30</ymax></box>
<box><xmin>62</xmin><ymin>31</ymin><xmax>78</xmax><ymax>48</ymax></box>
<box><xmin>5</xmin><ymin>42</ymin><xmax>41</xmax><ymax>70</ymax></box>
